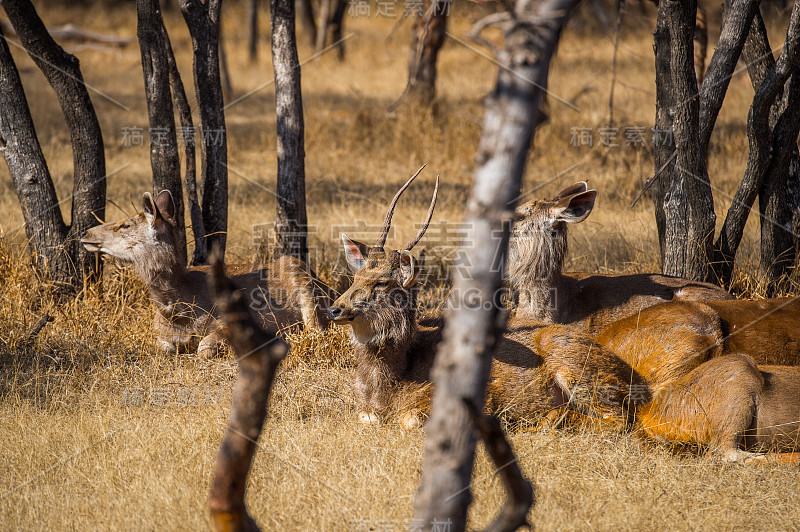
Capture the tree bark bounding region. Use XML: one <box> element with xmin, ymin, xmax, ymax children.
<box><xmin>713</xmin><ymin>3</ymin><xmax>800</xmax><ymax>287</ymax></box>
<box><xmin>413</xmin><ymin>0</ymin><xmax>578</xmax><ymax>529</ymax></box>
<box><xmin>650</xmin><ymin>6</ymin><xmax>675</xmax><ymax>266</ymax></box>
<box><xmin>138</xmin><ymin>0</ymin><xmax>187</xmax><ymax>266</ymax></box>
<box><xmin>296</xmin><ymin>0</ymin><xmax>317</xmax><ymax>47</ymax></box>
<box><xmin>758</xmin><ymin>72</ymin><xmax>800</xmax><ymax>290</ymax></box>
<box><xmin>162</xmin><ymin>20</ymin><xmax>207</xmax><ymax>266</ymax></box>
<box><xmin>0</xmin><ymin>23</ymin><xmax>70</xmax><ymax>285</ymax></box>
<box><xmin>406</xmin><ymin>0</ymin><xmax>449</xmax><ymax>105</ymax></box>
<box><xmin>248</xmin><ymin>0</ymin><xmax>259</xmax><ymax>62</ymax></box>
<box><xmin>180</xmin><ymin>0</ymin><xmax>228</xmax><ymax>259</ymax></box>
<box><xmin>271</xmin><ymin>0</ymin><xmax>309</xmax><ymax>262</ymax></box>
<box><xmin>660</xmin><ymin>0</ymin><xmax>715</xmax><ymax>282</ymax></box>
<box><xmin>329</xmin><ymin>0</ymin><xmax>347</xmax><ymax>60</ymax></box>
<box><xmin>1</xmin><ymin>0</ymin><xmax>106</xmax><ymax>293</ymax></box>
<box><xmin>207</xmin><ymin>251</ymin><xmax>289</xmax><ymax>532</ymax></box>
<box><xmin>697</xmin><ymin>0</ymin><xmax>758</xmax><ymax>153</ymax></box>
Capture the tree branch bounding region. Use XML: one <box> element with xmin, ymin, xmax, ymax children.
<box><xmin>207</xmin><ymin>249</ymin><xmax>290</xmax><ymax>532</ymax></box>
<box><xmin>413</xmin><ymin>1</ymin><xmax>578</xmax><ymax>529</ymax></box>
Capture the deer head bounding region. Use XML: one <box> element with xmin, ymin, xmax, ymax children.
<box><xmin>329</xmin><ymin>169</ymin><xmax>439</xmax><ymax>347</ymax></box>
<box><xmin>507</xmin><ymin>182</ymin><xmax>597</xmax><ymax>285</ymax></box>
<box><xmin>81</xmin><ymin>190</ymin><xmax>181</xmax><ymax>276</ymax></box>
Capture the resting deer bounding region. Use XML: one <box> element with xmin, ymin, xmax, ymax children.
<box><xmin>507</xmin><ymin>182</ymin><xmax>732</xmax><ymax>334</ymax></box>
<box><xmin>590</xmin><ymin>300</ymin><xmax>800</xmax><ymax>462</ymax></box>
<box><xmin>81</xmin><ymin>190</ymin><xmax>330</xmax><ymax>356</ymax></box>
<box><xmin>328</xmin><ymin>171</ymin><xmax>647</xmax><ymax>429</ymax></box>
<box><xmin>328</xmin><ymin>174</ymin><xmax>800</xmax><ymax>463</ymax></box>
<box><xmin>636</xmin><ymin>354</ymin><xmax>800</xmax><ymax>463</ymax></box>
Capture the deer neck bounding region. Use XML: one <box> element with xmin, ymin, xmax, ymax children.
<box><xmin>131</xmin><ymin>244</ymin><xmax>188</xmax><ymax>313</ymax></box>
<box><xmin>509</xmin><ymin>222</ymin><xmax>569</xmax><ymax>323</ymax></box>
<box><xmin>517</xmin><ymin>274</ymin><xmax>568</xmax><ymax>323</ymax></box>
<box><xmin>349</xmin><ymin>302</ymin><xmax>419</xmax><ymax>412</ymax></box>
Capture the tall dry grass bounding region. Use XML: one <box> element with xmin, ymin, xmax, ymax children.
<box><xmin>2</xmin><ymin>1</ymin><xmax>800</xmax><ymax>530</ymax></box>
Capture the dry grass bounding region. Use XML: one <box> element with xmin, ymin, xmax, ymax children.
<box><xmin>2</xmin><ymin>1</ymin><xmax>800</xmax><ymax>530</ymax></box>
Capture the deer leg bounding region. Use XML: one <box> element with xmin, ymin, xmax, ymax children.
<box><xmin>198</xmin><ymin>329</ymin><xmax>227</xmax><ymax>357</ymax></box>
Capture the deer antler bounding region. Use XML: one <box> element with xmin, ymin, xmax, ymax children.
<box><xmin>403</xmin><ymin>175</ymin><xmax>439</xmax><ymax>251</ymax></box>
<box><xmin>372</xmin><ymin>164</ymin><xmax>427</xmax><ymax>252</ymax></box>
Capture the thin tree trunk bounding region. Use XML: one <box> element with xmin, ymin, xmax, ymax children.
<box><xmin>162</xmin><ymin>20</ymin><xmax>207</xmax><ymax>266</ymax></box>
<box><xmin>180</xmin><ymin>0</ymin><xmax>228</xmax><ymax>259</ymax></box>
<box><xmin>296</xmin><ymin>0</ymin><xmax>317</xmax><ymax>47</ymax></box>
<box><xmin>314</xmin><ymin>0</ymin><xmax>330</xmax><ymax>53</ymax></box>
<box><xmin>0</xmin><ymin>23</ymin><xmax>70</xmax><ymax>285</ymax></box>
<box><xmin>413</xmin><ymin>0</ymin><xmax>578</xmax><ymax>529</ymax></box>
<box><xmin>758</xmin><ymin>72</ymin><xmax>800</xmax><ymax>290</ymax></box>
<box><xmin>207</xmin><ymin>253</ymin><xmax>289</xmax><ymax>532</ymax></box>
<box><xmin>650</xmin><ymin>6</ymin><xmax>675</xmax><ymax>267</ymax></box>
<box><xmin>137</xmin><ymin>0</ymin><xmax>187</xmax><ymax>266</ymax></box>
<box><xmin>713</xmin><ymin>3</ymin><xmax>800</xmax><ymax>287</ymax></box>
<box><xmin>329</xmin><ymin>0</ymin><xmax>347</xmax><ymax>60</ymax></box>
<box><xmin>271</xmin><ymin>0</ymin><xmax>308</xmax><ymax>262</ymax></box>
<box><xmin>1</xmin><ymin>0</ymin><xmax>106</xmax><ymax>292</ymax></box>
<box><xmin>248</xmin><ymin>0</ymin><xmax>259</xmax><ymax>62</ymax></box>
<box><xmin>406</xmin><ymin>0</ymin><xmax>448</xmax><ymax>105</ymax></box>
<box><xmin>697</xmin><ymin>0</ymin><xmax>758</xmax><ymax>152</ymax></box>
<box><xmin>660</xmin><ymin>0</ymin><xmax>715</xmax><ymax>282</ymax></box>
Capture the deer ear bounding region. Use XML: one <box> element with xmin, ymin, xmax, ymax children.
<box><xmin>553</xmin><ymin>182</ymin><xmax>589</xmax><ymax>201</ymax></box>
<box><xmin>551</xmin><ymin>190</ymin><xmax>597</xmax><ymax>224</ymax></box>
<box><xmin>342</xmin><ymin>234</ymin><xmax>368</xmax><ymax>273</ymax></box>
<box><xmin>154</xmin><ymin>190</ymin><xmax>176</xmax><ymax>221</ymax></box>
<box><xmin>399</xmin><ymin>250</ymin><xmax>419</xmax><ymax>288</ymax></box>
<box><xmin>142</xmin><ymin>192</ymin><xmax>161</xmax><ymax>227</ymax></box>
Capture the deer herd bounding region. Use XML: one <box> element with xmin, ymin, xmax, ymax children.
<box><xmin>81</xmin><ymin>171</ymin><xmax>800</xmax><ymax>464</ymax></box>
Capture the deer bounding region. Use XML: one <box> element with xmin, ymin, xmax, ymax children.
<box><xmin>328</xmin><ymin>173</ymin><xmax>800</xmax><ymax>463</ymax></box>
<box><xmin>634</xmin><ymin>353</ymin><xmax>800</xmax><ymax>463</ymax></box>
<box><xmin>81</xmin><ymin>190</ymin><xmax>331</xmax><ymax>356</ymax></box>
<box><xmin>327</xmin><ymin>170</ymin><xmax>648</xmax><ymax>430</ymax></box>
<box><xmin>507</xmin><ymin>182</ymin><xmax>733</xmax><ymax>334</ymax></box>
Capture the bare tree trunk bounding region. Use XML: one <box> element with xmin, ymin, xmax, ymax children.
<box><xmin>162</xmin><ymin>21</ymin><xmax>207</xmax><ymax>266</ymax></box>
<box><xmin>314</xmin><ymin>0</ymin><xmax>330</xmax><ymax>53</ymax></box>
<box><xmin>0</xmin><ymin>23</ymin><xmax>69</xmax><ymax>285</ymax></box>
<box><xmin>248</xmin><ymin>0</ymin><xmax>259</xmax><ymax>62</ymax></box>
<box><xmin>271</xmin><ymin>0</ymin><xmax>308</xmax><ymax>262</ymax></box>
<box><xmin>329</xmin><ymin>0</ymin><xmax>347</xmax><ymax>60</ymax></box>
<box><xmin>413</xmin><ymin>0</ymin><xmax>578</xmax><ymax>529</ymax></box>
<box><xmin>207</xmin><ymin>252</ymin><xmax>289</xmax><ymax>532</ymax></box>
<box><xmin>758</xmin><ymin>72</ymin><xmax>800</xmax><ymax>291</ymax></box>
<box><xmin>697</xmin><ymin>0</ymin><xmax>758</xmax><ymax>152</ymax></box>
<box><xmin>137</xmin><ymin>0</ymin><xmax>187</xmax><ymax>266</ymax></box>
<box><xmin>659</xmin><ymin>0</ymin><xmax>715</xmax><ymax>282</ymax></box>
<box><xmin>406</xmin><ymin>0</ymin><xmax>448</xmax><ymax>105</ymax></box>
<box><xmin>650</xmin><ymin>6</ymin><xmax>675</xmax><ymax>266</ymax></box>
<box><xmin>1</xmin><ymin>0</ymin><xmax>106</xmax><ymax>293</ymax></box>
<box><xmin>296</xmin><ymin>0</ymin><xmax>317</xmax><ymax>47</ymax></box>
<box><xmin>652</xmin><ymin>0</ymin><xmax>757</xmax><ymax>277</ymax></box>
<box><xmin>713</xmin><ymin>3</ymin><xmax>800</xmax><ymax>287</ymax></box>
<box><xmin>180</xmin><ymin>0</ymin><xmax>228</xmax><ymax>259</ymax></box>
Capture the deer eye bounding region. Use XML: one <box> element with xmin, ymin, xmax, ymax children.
<box><xmin>115</xmin><ymin>222</ymin><xmax>130</xmax><ymax>232</ymax></box>
<box><xmin>374</xmin><ymin>281</ymin><xmax>390</xmax><ymax>289</ymax></box>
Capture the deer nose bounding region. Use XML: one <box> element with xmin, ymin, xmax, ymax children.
<box><xmin>328</xmin><ymin>307</ymin><xmax>343</xmax><ymax>320</ymax></box>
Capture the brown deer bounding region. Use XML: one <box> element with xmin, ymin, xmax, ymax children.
<box><xmin>597</xmin><ymin>297</ymin><xmax>800</xmax><ymax>370</ymax></box>
<box><xmin>590</xmin><ymin>299</ymin><xmax>800</xmax><ymax>462</ymax></box>
<box><xmin>507</xmin><ymin>182</ymin><xmax>732</xmax><ymax>334</ymax></box>
<box><xmin>328</xmin><ymin>174</ymin><xmax>800</xmax><ymax>463</ymax></box>
<box><xmin>81</xmin><ymin>190</ymin><xmax>330</xmax><ymax>356</ymax></box>
<box><xmin>328</xmin><ymin>171</ymin><xmax>647</xmax><ymax>429</ymax></box>
<box><xmin>635</xmin><ymin>354</ymin><xmax>800</xmax><ymax>463</ymax></box>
